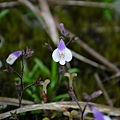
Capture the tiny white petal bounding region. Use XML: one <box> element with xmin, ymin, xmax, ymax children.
<box><xmin>103</xmin><ymin>115</ymin><xmax>112</xmax><ymax>120</ymax></box>
<box><xmin>59</xmin><ymin>59</ymin><xmax>65</xmax><ymax>65</ymax></box>
<box><xmin>6</xmin><ymin>55</ymin><xmax>18</xmax><ymax>65</ymax></box>
<box><xmin>64</xmin><ymin>48</ymin><xmax>72</xmax><ymax>62</ymax></box>
<box><xmin>52</xmin><ymin>48</ymin><xmax>60</xmax><ymax>62</ymax></box>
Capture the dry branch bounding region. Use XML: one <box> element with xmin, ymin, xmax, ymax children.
<box><xmin>18</xmin><ymin>0</ymin><xmax>59</xmax><ymax>45</ymax></box>
<box><xmin>0</xmin><ymin>1</ymin><xmax>19</xmax><ymax>8</ymax></box>
<box><xmin>0</xmin><ymin>97</ymin><xmax>34</xmax><ymax>107</ymax></box>
<box><xmin>71</xmin><ymin>50</ymin><xmax>106</xmax><ymax>70</ymax></box>
<box><xmin>1</xmin><ymin>1</ymin><xmax>119</xmax><ymax>9</ymax></box>
<box><xmin>0</xmin><ymin>101</ymin><xmax>120</xmax><ymax>119</ymax></box>
<box><xmin>94</xmin><ymin>73</ymin><xmax>113</xmax><ymax>107</ymax></box>
<box><xmin>76</xmin><ymin>39</ymin><xmax>120</xmax><ymax>73</ymax></box>
<box><xmin>49</xmin><ymin>0</ymin><xmax>120</xmax><ymax>9</ymax></box>
<box><xmin>38</xmin><ymin>0</ymin><xmax>59</xmax><ymax>45</ymax></box>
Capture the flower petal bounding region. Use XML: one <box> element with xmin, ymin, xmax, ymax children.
<box><xmin>58</xmin><ymin>39</ymin><xmax>66</xmax><ymax>53</ymax></box>
<box><xmin>59</xmin><ymin>59</ymin><xmax>65</xmax><ymax>65</ymax></box>
<box><xmin>52</xmin><ymin>48</ymin><xmax>60</xmax><ymax>62</ymax></box>
<box><xmin>91</xmin><ymin>106</ymin><xmax>104</xmax><ymax>120</ymax></box>
<box><xmin>6</xmin><ymin>56</ymin><xmax>18</xmax><ymax>65</ymax></box>
<box><xmin>6</xmin><ymin>51</ymin><xmax>22</xmax><ymax>65</ymax></box>
<box><xmin>103</xmin><ymin>115</ymin><xmax>111</xmax><ymax>120</ymax></box>
<box><xmin>64</xmin><ymin>48</ymin><xmax>72</xmax><ymax>62</ymax></box>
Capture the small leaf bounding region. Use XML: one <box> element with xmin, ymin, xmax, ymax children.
<box><xmin>51</xmin><ymin>112</ymin><xmax>56</xmax><ymax>119</ymax></box>
<box><xmin>42</xmin><ymin>117</ymin><xmax>50</xmax><ymax>120</ymax></box>
<box><xmin>0</xmin><ymin>9</ymin><xmax>10</xmax><ymax>19</ymax></box>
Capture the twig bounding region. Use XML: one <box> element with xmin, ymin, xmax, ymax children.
<box><xmin>76</xmin><ymin>39</ymin><xmax>120</xmax><ymax>73</ymax></box>
<box><xmin>71</xmin><ymin>50</ymin><xmax>106</xmax><ymax>70</ymax></box>
<box><xmin>1</xmin><ymin>1</ymin><xmax>120</xmax><ymax>9</ymax></box>
<box><xmin>18</xmin><ymin>0</ymin><xmax>59</xmax><ymax>45</ymax></box>
<box><xmin>38</xmin><ymin>0</ymin><xmax>59</xmax><ymax>45</ymax></box>
<box><xmin>94</xmin><ymin>73</ymin><xmax>113</xmax><ymax>107</ymax></box>
<box><xmin>0</xmin><ymin>97</ymin><xmax>34</xmax><ymax>107</ymax></box>
<box><xmin>0</xmin><ymin>1</ymin><xmax>19</xmax><ymax>8</ymax></box>
<box><xmin>103</xmin><ymin>72</ymin><xmax>120</xmax><ymax>82</ymax></box>
<box><xmin>49</xmin><ymin>0</ymin><xmax>120</xmax><ymax>9</ymax></box>
<box><xmin>18</xmin><ymin>0</ymin><xmax>48</xmax><ymax>38</ymax></box>
<box><xmin>0</xmin><ymin>101</ymin><xmax>120</xmax><ymax>119</ymax></box>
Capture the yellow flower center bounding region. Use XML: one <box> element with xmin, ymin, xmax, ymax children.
<box><xmin>59</xmin><ymin>53</ymin><xmax>65</xmax><ymax>58</ymax></box>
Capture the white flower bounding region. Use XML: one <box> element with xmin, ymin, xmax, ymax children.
<box><xmin>52</xmin><ymin>39</ymin><xmax>72</xmax><ymax>65</ymax></box>
<box><xmin>6</xmin><ymin>50</ymin><xmax>22</xmax><ymax>65</ymax></box>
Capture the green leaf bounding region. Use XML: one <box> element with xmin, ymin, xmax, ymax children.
<box><xmin>103</xmin><ymin>9</ymin><xmax>112</xmax><ymax>20</ymax></box>
<box><xmin>50</xmin><ymin>60</ymin><xmax>58</xmax><ymax>89</ymax></box>
<box><xmin>34</xmin><ymin>58</ymin><xmax>50</xmax><ymax>77</ymax></box>
<box><xmin>20</xmin><ymin>112</ymin><xmax>26</xmax><ymax>116</ymax></box>
<box><xmin>42</xmin><ymin>117</ymin><xmax>50</xmax><ymax>120</ymax></box>
<box><xmin>68</xmin><ymin>68</ymin><xmax>80</xmax><ymax>74</ymax></box>
<box><xmin>51</xmin><ymin>112</ymin><xmax>57</xmax><ymax>119</ymax></box>
<box><xmin>0</xmin><ymin>9</ymin><xmax>10</xmax><ymax>19</ymax></box>
<box><xmin>54</xmin><ymin>93</ymin><xmax>69</xmax><ymax>101</ymax></box>
<box><xmin>28</xmin><ymin>64</ymin><xmax>39</xmax><ymax>78</ymax></box>
<box><xmin>31</xmin><ymin>110</ymin><xmax>42</xmax><ymax>114</ymax></box>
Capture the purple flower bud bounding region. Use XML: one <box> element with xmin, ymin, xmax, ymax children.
<box><xmin>6</xmin><ymin>51</ymin><xmax>22</xmax><ymax>65</ymax></box>
<box><xmin>60</xmin><ymin>23</ymin><xmax>69</xmax><ymax>36</ymax></box>
<box><xmin>90</xmin><ymin>90</ymin><xmax>102</xmax><ymax>99</ymax></box>
<box><xmin>25</xmin><ymin>47</ymin><xmax>34</xmax><ymax>58</ymax></box>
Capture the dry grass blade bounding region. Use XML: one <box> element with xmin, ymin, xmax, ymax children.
<box><xmin>76</xmin><ymin>39</ymin><xmax>120</xmax><ymax>73</ymax></box>
<box><xmin>18</xmin><ymin>0</ymin><xmax>59</xmax><ymax>45</ymax></box>
<box><xmin>0</xmin><ymin>1</ymin><xmax>19</xmax><ymax>8</ymax></box>
<box><xmin>38</xmin><ymin>0</ymin><xmax>59</xmax><ymax>45</ymax></box>
<box><xmin>18</xmin><ymin>0</ymin><xmax>46</xmax><ymax>29</ymax></box>
<box><xmin>0</xmin><ymin>97</ymin><xmax>34</xmax><ymax>107</ymax></box>
<box><xmin>71</xmin><ymin>50</ymin><xmax>106</xmax><ymax>70</ymax></box>
<box><xmin>94</xmin><ymin>73</ymin><xmax>113</xmax><ymax>107</ymax></box>
<box><xmin>0</xmin><ymin>101</ymin><xmax>120</xmax><ymax>119</ymax></box>
<box><xmin>49</xmin><ymin>0</ymin><xmax>120</xmax><ymax>9</ymax></box>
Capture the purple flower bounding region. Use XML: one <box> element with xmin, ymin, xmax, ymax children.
<box><xmin>6</xmin><ymin>51</ymin><xmax>22</xmax><ymax>65</ymax></box>
<box><xmin>52</xmin><ymin>39</ymin><xmax>72</xmax><ymax>65</ymax></box>
<box><xmin>90</xmin><ymin>106</ymin><xmax>104</xmax><ymax>120</ymax></box>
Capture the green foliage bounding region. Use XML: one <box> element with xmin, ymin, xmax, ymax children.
<box><xmin>48</xmin><ymin>60</ymin><xmax>58</xmax><ymax>97</ymax></box>
<box><xmin>1</xmin><ymin>0</ymin><xmax>120</xmax><ymax>119</ymax></box>
<box><xmin>103</xmin><ymin>8</ymin><xmax>112</xmax><ymax>20</ymax></box>
<box><xmin>0</xmin><ymin>9</ymin><xmax>10</xmax><ymax>19</ymax></box>
<box><xmin>54</xmin><ymin>93</ymin><xmax>69</xmax><ymax>101</ymax></box>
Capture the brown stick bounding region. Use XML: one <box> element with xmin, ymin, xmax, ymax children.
<box><xmin>94</xmin><ymin>73</ymin><xmax>113</xmax><ymax>107</ymax></box>
<box><xmin>0</xmin><ymin>97</ymin><xmax>34</xmax><ymax>107</ymax></box>
<box><xmin>0</xmin><ymin>1</ymin><xmax>19</xmax><ymax>8</ymax></box>
<box><xmin>18</xmin><ymin>0</ymin><xmax>59</xmax><ymax>45</ymax></box>
<box><xmin>1</xmin><ymin>1</ymin><xmax>120</xmax><ymax>9</ymax></box>
<box><xmin>0</xmin><ymin>101</ymin><xmax>120</xmax><ymax>119</ymax></box>
<box><xmin>76</xmin><ymin>39</ymin><xmax>120</xmax><ymax>73</ymax></box>
<box><xmin>38</xmin><ymin>0</ymin><xmax>59</xmax><ymax>45</ymax></box>
<box><xmin>49</xmin><ymin>0</ymin><xmax>120</xmax><ymax>9</ymax></box>
<box><xmin>71</xmin><ymin>50</ymin><xmax>106</xmax><ymax>70</ymax></box>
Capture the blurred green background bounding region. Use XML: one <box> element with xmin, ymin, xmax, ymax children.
<box><xmin>0</xmin><ymin>0</ymin><xmax>120</xmax><ymax>119</ymax></box>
